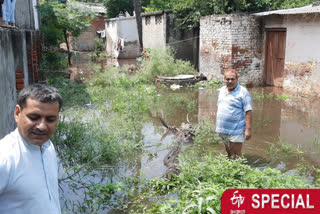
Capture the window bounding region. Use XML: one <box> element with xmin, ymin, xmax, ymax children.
<box><xmin>155</xmin><ymin>15</ymin><xmax>162</xmax><ymax>24</ymax></box>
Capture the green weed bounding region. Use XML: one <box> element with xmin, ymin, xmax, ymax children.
<box><xmin>276</xmin><ymin>94</ymin><xmax>290</xmax><ymax>101</ymax></box>
<box><xmin>266</xmin><ymin>137</ymin><xmax>303</xmax><ymax>158</ymax></box>
<box><xmin>193</xmin><ymin>120</ymin><xmax>218</xmax><ymax>145</ymax></box>
<box><xmin>133</xmin><ymin>153</ymin><xmax>312</xmax><ymax>214</ymax></box>
<box><xmin>48</xmin><ymin>77</ymin><xmax>91</xmax><ymax>108</ymax></box>
<box><xmin>251</xmin><ymin>88</ymin><xmax>274</xmax><ymax>101</ymax></box>
<box><xmin>193</xmin><ymin>79</ymin><xmax>222</xmax><ymax>89</ymax></box>
<box><xmin>137</xmin><ymin>47</ymin><xmax>197</xmax><ymax>83</ymax></box>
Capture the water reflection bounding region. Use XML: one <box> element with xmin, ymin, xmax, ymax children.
<box><xmin>62</xmin><ymin>54</ymin><xmax>320</xmax><ymax>212</ymax></box>
<box><xmin>197</xmin><ymin>86</ymin><xmax>320</xmax><ymax>169</ymax></box>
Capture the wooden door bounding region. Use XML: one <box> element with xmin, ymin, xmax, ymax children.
<box><xmin>264</xmin><ymin>29</ymin><xmax>286</xmax><ymax>87</ymax></box>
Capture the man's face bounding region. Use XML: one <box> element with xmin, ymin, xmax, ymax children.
<box><xmin>224</xmin><ymin>72</ymin><xmax>238</xmax><ymax>92</ymax></box>
<box><xmin>14</xmin><ymin>98</ymin><xmax>60</xmax><ymax>146</ymax></box>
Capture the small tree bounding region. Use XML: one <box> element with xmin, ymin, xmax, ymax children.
<box><xmin>38</xmin><ymin>0</ymin><xmax>96</xmax><ymax>66</ymax></box>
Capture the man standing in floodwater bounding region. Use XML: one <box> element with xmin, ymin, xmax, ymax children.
<box><xmin>0</xmin><ymin>84</ymin><xmax>62</xmax><ymax>214</ymax></box>
<box><xmin>216</xmin><ymin>68</ymin><xmax>252</xmax><ymax>158</ymax></box>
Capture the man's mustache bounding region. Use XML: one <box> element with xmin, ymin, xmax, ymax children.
<box><xmin>31</xmin><ymin>129</ymin><xmax>48</xmax><ymax>135</ymax></box>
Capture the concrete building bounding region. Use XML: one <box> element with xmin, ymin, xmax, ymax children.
<box><xmin>255</xmin><ymin>3</ymin><xmax>320</xmax><ymax>97</ymax></box>
<box><xmin>0</xmin><ymin>0</ymin><xmax>41</xmax><ymax>138</ymax></box>
<box><xmin>105</xmin><ymin>14</ymin><xmax>140</xmax><ymax>59</ymax></box>
<box><xmin>199</xmin><ymin>3</ymin><xmax>320</xmax><ymax>97</ymax></box>
<box><xmin>70</xmin><ymin>2</ymin><xmax>106</xmax><ymax>52</ymax></box>
<box><xmin>105</xmin><ymin>10</ymin><xmax>199</xmax><ymax>68</ymax></box>
<box><xmin>200</xmin><ymin>14</ymin><xmax>262</xmax><ymax>85</ymax></box>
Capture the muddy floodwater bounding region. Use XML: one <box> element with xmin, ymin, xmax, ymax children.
<box><xmin>62</xmin><ymin>56</ymin><xmax>320</xmax><ymax>213</ymax></box>
<box><xmin>141</xmin><ymin>86</ymin><xmax>320</xmax><ymax>177</ymax></box>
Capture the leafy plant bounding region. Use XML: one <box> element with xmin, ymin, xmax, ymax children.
<box><xmin>275</xmin><ymin>94</ymin><xmax>290</xmax><ymax>101</ymax></box>
<box><xmin>193</xmin><ymin>78</ymin><xmax>222</xmax><ymax>89</ymax></box>
<box><xmin>38</xmin><ymin>0</ymin><xmax>96</xmax><ymax>65</ymax></box>
<box><xmin>193</xmin><ymin>120</ymin><xmax>218</xmax><ymax>145</ymax></box>
<box><xmin>137</xmin><ymin>48</ymin><xmax>197</xmax><ymax>83</ymax></box>
<box><xmin>134</xmin><ymin>153</ymin><xmax>312</xmax><ymax>214</ymax></box>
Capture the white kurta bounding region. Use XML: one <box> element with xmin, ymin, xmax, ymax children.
<box><xmin>0</xmin><ymin>129</ymin><xmax>61</xmax><ymax>214</ymax></box>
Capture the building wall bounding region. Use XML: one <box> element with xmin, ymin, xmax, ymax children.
<box><xmin>15</xmin><ymin>0</ymin><xmax>38</xmax><ymax>30</ymax></box>
<box><xmin>105</xmin><ymin>12</ymin><xmax>199</xmax><ymax>65</ymax></box>
<box><xmin>0</xmin><ymin>29</ymin><xmax>41</xmax><ymax>139</ymax></box>
<box><xmin>142</xmin><ymin>14</ymin><xmax>166</xmax><ymax>49</ymax></box>
<box><xmin>263</xmin><ymin>14</ymin><xmax>320</xmax><ymax>97</ymax></box>
<box><xmin>72</xmin><ymin>16</ymin><xmax>105</xmax><ymax>51</ymax></box>
<box><xmin>166</xmin><ymin>14</ymin><xmax>199</xmax><ymax>69</ymax></box>
<box><xmin>105</xmin><ymin>17</ymin><xmax>140</xmax><ymax>59</ymax></box>
<box><xmin>199</xmin><ymin>14</ymin><xmax>263</xmax><ymax>85</ymax></box>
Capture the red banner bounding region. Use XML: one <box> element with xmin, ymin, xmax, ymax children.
<box><xmin>221</xmin><ymin>189</ymin><xmax>320</xmax><ymax>214</ymax></box>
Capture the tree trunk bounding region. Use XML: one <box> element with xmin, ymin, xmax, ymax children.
<box><xmin>133</xmin><ymin>0</ymin><xmax>143</xmax><ymax>53</ymax></box>
<box><xmin>64</xmin><ymin>30</ymin><xmax>71</xmax><ymax>66</ymax></box>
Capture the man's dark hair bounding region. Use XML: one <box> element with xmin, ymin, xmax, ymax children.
<box><xmin>18</xmin><ymin>84</ymin><xmax>63</xmax><ymax>110</ymax></box>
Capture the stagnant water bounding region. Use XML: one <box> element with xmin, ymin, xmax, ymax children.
<box><xmin>62</xmin><ymin>56</ymin><xmax>320</xmax><ymax>213</ymax></box>
<box><xmin>135</xmin><ymin>86</ymin><xmax>320</xmax><ymax>178</ymax></box>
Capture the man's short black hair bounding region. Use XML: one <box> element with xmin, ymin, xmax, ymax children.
<box><xmin>18</xmin><ymin>84</ymin><xmax>63</xmax><ymax>110</ymax></box>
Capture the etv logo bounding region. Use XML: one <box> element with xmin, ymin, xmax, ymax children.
<box><xmin>230</xmin><ymin>191</ymin><xmax>245</xmax><ymax>208</ymax></box>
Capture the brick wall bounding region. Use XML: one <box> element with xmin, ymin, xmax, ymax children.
<box><xmin>200</xmin><ymin>14</ymin><xmax>263</xmax><ymax>85</ymax></box>
<box><xmin>72</xmin><ymin>16</ymin><xmax>106</xmax><ymax>51</ymax></box>
<box><xmin>26</xmin><ymin>30</ymin><xmax>42</xmax><ymax>84</ymax></box>
<box><xmin>262</xmin><ymin>14</ymin><xmax>320</xmax><ymax>97</ymax></box>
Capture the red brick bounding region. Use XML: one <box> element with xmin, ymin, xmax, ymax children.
<box><xmin>16</xmin><ymin>69</ymin><xmax>23</xmax><ymax>74</ymax></box>
<box><xmin>16</xmin><ymin>79</ymin><xmax>24</xmax><ymax>84</ymax></box>
<box><xmin>16</xmin><ymin>84</ymin><xmax>25</xmax><ymax>89</ymax></box>
<box><xmin>16</xmin><ymin>74</ymin><xmax>24</xmax><ymax>79</ymax></box>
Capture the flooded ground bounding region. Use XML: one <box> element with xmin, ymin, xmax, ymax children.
<box><xmin>140</xmin><ymin>86</ymin><xmax>320</xmax><ymax>177</ymax></box>
<box><xmin>62</xmin><ymin>55</ymin><xmax>320</xmax><ymax>213</ymax></box>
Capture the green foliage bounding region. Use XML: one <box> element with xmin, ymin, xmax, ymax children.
<box><xmin>266</xmin><ymin>137</ymin><xmax>304</xmax><ymax>159</ymax></box>
<box><xmin>88</xmin><ymin>38</ymin><xmax>106</xmax><ymax>62</ymax></box>
<box><xmin>48</xmin><ymin>77</ymin><xmax>91</xmax><ymax>107</ymax></box>
<box><xmin>50</xmin><ymin>65</ymin><xmax>159</xmax><ymax>212</ymax></box>
<box><xmin>194</xmin><ymin>79</ymin><xmax>222</xmax><ymax>89</ymax></box>
<box><xmin>41</xmin><ymin>50</ymin><xmax>68</xmax><ymax>71</ymax></box>
<box><xmin>38</xmin><ymin>0</ymin><xmax>95</xmax><ymax>47</ymax></box>
<box><xmin>251</xmin><ymin>88</ymin><xmax>274</xmax><ymax>101</ymax></box>
<box><xmin>137</xmin><ymin>48</ymin><xmax>197</xmax><ymax>83</ymax></box>
<box><xmin>275</xmin><ymin>94</ymin><xmax>290</xmax><ymax>101</ymax></box>
<box><xmin>94</xmin><ymin>38</ymin><xmax>105</xmax><ymax>53</ymax></box>
<box><xmin>193</xmin><ymin>120</ymin><xmax>218</xmax><ymax>145</ymax></box>
<box><xmin>149</xmin><ymin>88</ymin><xmax>198</xmax><ymax>124</ymax></box>
<box><xmin>104</xmin><ymin>0</ymin><xmax>134</xmax><ymax>18</ymax></box>
<box><xmin>143</xmin><ymin>0</ymin><xmax>175</xmax><ymax>12</ymax></box>
<box><xmin>143</xmin><ymin>0</ymin><xmax>314</xmax><ymax>30</ymax></box>
<box><xmin>104</xmin><ymin>0</ymin><xmax>150</xmax><ymax>18</ymax></box>
<box><xmin>136</xmin><ymin>154</ymin><xmax>312</xmax><ymax>213</ymax></box>
<box><xmin>267</xmin><ymin>0</ymin><xmax>314</xmax><ymax>10</ymax></box>
<box><xmin>76</xmin><ymin>0</ymin><xmax>104</xmax><ymax>3</ymax></box>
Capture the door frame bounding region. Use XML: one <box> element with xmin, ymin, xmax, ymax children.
<box><xmin>264</xmin><ymin>28</ymin><xmax>287</xmax><ymax>87</ymax></box>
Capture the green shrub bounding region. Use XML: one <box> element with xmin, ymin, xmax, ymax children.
<box><xmin>138</xmin><ymin>154</ymin><xmax>312</xmax><ymax>214</ymax></box>
<box><xmin>137</xmin><ymin>48</ymin><xmax>197</xmax><ymax>83</ymax></box>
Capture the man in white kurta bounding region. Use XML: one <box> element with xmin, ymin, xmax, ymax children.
<box><xmin>0</xmin><ymin>129</ymin><xmax>61</xmax><ymax>214</ymax></box>
<box><xmin>0</xmin><ymin>84</ymin><xmax>62</xmax><ymax>214</ymax></box>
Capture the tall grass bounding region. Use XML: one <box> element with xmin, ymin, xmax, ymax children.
<box><xmin>130</xmin><ymin>154</ymin><xmax>312</xmax><ymax>214</ymax></box>
<box><xmin>137</xmin><ymin>48</ymin><xmax>197</xmax><ymax>83</ymax></box>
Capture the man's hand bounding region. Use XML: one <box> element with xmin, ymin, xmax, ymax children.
<box><xmin>245</xmin><ymin>110</ymin><xmax>252</xmax><ymax>140</ymax></box>
<box><xmin>245</xmin><ymin>128</ymin><xmax>251</xmax><ymax>140</ymax></box>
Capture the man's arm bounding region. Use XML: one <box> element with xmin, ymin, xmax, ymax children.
<box><xmin>245</xmin><ymin>110</ymin><xmax>252</xmax><ymax>140</ymax></box>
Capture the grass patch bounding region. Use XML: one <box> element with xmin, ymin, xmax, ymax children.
<box><xmin>129</xmin><ymin>153</ymin><xmax>312</xmax><ymax>214</ymax></box>
<box><xmin>137</xmin><ymin>48</ymin><xmax>197</xmax><ymax>83</ymax></box>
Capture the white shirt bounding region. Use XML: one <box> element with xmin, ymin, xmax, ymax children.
<box><xmin>0</xmin><ymin>129</ymin><xmax>61</xmax><ymax>214</ymax></box>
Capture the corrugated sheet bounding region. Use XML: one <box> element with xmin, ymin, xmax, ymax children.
<box><xmin>72</xmin><ymin>2</ymin><xmax>106</xmax><ymax>14</ymax></box>
<box><xmin>254</xmin><ymin>4</ymin><xmax>320</xmax><ymax>16</ymax></box>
